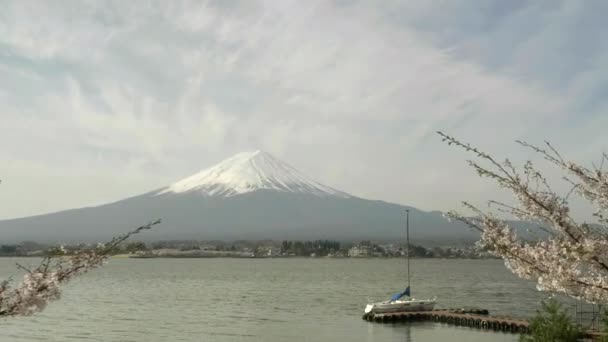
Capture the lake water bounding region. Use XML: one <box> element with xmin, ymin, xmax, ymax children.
<box><xmin>0</xmin><ymin>258</ymin><xmax>544</xmax><ymax>341</ymax></box>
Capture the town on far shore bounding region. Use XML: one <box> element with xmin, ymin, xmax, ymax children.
<box><xmin>0</xmin><ymin>239</ymin><xmax>495</xmax><ymax>259</ymax></box>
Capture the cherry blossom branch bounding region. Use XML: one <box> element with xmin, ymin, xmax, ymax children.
<box><xmin>440</xmin><ymin>131</ymin><xmax>608</xmax><ymax>303</ymax></box>
<box><xmin>0</xmin><ymin>219</ymin><xmax>161</xmax><ymax>317</ymax></box>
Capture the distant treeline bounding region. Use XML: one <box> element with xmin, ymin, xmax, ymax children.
<box><xmin>0</xmin><ymin>239</ymin><xmax>492</xmax><ymax>259</ymax></box>
<box><xmin>279</xmin><ymin>240</ymin><xmax>341</xmax><ymax>256</ymax></box>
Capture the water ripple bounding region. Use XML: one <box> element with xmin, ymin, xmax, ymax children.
<box><xmin>0</xmin><ymin>258</ymin><xmax>530</xmax><ymax>342</ymax></box>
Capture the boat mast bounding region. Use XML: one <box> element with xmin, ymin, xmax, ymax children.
<box><xmin>406</xmin><ymin>209</ymin><xmax>410</xmax><ymax>291</ymax></box>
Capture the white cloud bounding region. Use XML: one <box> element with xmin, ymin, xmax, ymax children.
<box><xmin>0</xmin><ymin>0</ymin><xmax>606</xmax><ymax>219</ymax></box>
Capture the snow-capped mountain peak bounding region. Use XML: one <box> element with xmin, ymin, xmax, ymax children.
<box><xmin>158</xmin><ymin>150</ymin><xmax>351</xmax><ymax>198</ymax></box>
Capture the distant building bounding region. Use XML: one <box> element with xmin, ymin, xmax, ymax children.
<box><xmin>380</xmin><ymin>244</ymin><xmax>402</xmax><ymax>257</ymax></box>
<box><xmin>256</xmin><ymin>246</ymin><xmax>279</xmax><ymax>257</ymax></box>
<box><xmin>348</xmin><ymin>246</ymin><xmax>371</xmax><ymax>257</ymax></box>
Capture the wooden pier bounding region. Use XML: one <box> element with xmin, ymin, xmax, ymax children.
<box><xmin>362</xmin><ymin>308</ymin><xmax>529</xmax><ymax>334</ymax></box>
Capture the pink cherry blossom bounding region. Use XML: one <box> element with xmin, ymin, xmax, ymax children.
<box><xmin>440</xmin><ymin>132</ymin><xmax>608</xmax><ymax>303</ymax></box>
<box><xmin>0</xmin><ymin>219</ymin><xmax>160</xmax><ymax>317</ymax></box>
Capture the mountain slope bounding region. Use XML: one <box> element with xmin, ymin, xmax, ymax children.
<box><xmin>0</xmin><ymin>151</ymin><xmax>478</xmax><ymax>243</ymax></box>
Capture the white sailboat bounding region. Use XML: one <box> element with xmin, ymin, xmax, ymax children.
<box><xmin>364</xmin><ymin>209</ymin><xmax>437</xmax><ymax>314</ymax></box>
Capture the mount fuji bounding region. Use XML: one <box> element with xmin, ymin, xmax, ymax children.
<box><xmin>157</xmin><ymin>150</ymin><xmax>351</xmax><ymax>198</ymax></box>
<box><xmin>0</xmin><ymin>151</ymin><xmax>476</xmax><ymax>243</ymax></box>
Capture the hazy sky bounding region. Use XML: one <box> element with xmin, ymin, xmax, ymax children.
<box><xmin>1</xmin><ymin>0</ymin><xmax>607</xmax><ymax>220</ymax></box>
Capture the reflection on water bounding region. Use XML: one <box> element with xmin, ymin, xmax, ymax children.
<box><xmin>0</xmin><ymin>258</ymin><xmax>539</xmax><ymax>341</ymax></box>
<box><xmin>366</xmin><ymin>322</ymin><xmax>517</xmax><ymax>342</ymax></box>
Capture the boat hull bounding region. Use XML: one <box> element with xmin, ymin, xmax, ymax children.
<box><xmin>365</xmin><ymin>300</ymin><xmax>436</xmax><ymax>314</ymax></box>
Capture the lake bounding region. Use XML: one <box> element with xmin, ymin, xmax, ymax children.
<box><xmin>0</xmin><ymin>258</ymin><xmax>544</xmax><ymax>341</ymax></box>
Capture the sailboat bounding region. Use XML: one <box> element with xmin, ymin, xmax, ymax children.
<box><xmin>364</xmin><ymin>209</ymin><xmax>437</xmax><ymax>314</ymax></box>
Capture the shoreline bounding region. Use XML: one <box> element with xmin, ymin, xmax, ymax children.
<box><xmin>123</xmin><ymin>255</ymin><xmax>498</xmax><ymax>260</ymax></box>
<box><xmin>0</xmin><ymin>254</ymin><xmax>499</xmax><ymax>260</ymax></box>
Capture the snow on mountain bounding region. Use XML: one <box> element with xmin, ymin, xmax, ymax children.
<box><xmin>157</xmin><ymin>150</ymin><xmax>351</xmax><ymax>198</ymax></box>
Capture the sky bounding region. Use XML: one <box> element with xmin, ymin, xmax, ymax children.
<box><xmin>1</xmin><ymin>0</ymin><xmax>607</xmax><ymax>220</ymax></box>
